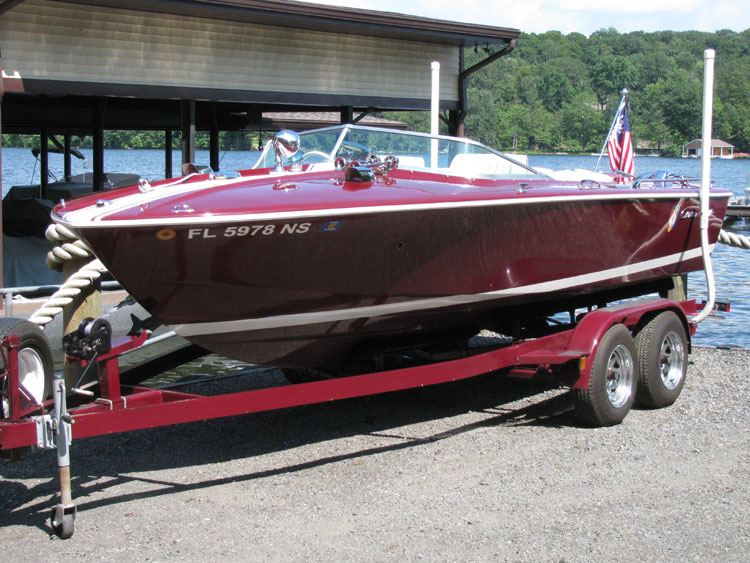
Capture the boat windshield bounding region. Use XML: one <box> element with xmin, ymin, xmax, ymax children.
<box><xmin>253</xmin><ymin>125</ymin><xmax>538</xmax><ymax>177</ymax></box>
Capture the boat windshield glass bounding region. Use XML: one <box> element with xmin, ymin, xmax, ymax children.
<box><xmin>253</xmin><ymin>125</ymin><xmax>537</xmax><ymax>176</ymax></box>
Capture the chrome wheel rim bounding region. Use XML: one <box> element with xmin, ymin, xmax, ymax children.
<box><xmin>606</xmin><ymin>344</ymin><xmax>634</xmax><ymax>408</ymax></box>
<box><xmin>19</xmin><ymin>347</ymin><xmax>46</xmax><ymax>404</ymax></box>
<box><xmin>660</xmin><ymin>331</ymin><xmax>685</xmax><ymax>390</ymax></box>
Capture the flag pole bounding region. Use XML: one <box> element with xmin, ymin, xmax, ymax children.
<box><xmin>594</xmin><ymin>88</ymin><xmax>628</xmax><ymax>172</ymax></box>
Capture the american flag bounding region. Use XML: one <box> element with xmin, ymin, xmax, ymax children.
<box><xmin>607</xmin><ymin>106</ymin><xmax>634</xmax><ymax>181</ymax></box>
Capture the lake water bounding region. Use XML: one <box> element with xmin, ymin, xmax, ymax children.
<box><xmin>2</xmin><ymin>147</ymin><xmax>750</xmax><ymax>348</ymax></box>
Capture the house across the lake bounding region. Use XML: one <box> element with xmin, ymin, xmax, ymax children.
<box><xmin>681</xmin><ymin>138</ymin><xmax>734</xmax><ymax>159</ymax></box>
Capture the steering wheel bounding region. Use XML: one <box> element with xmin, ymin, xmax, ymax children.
<box><xmin>300</xmin><ymin>150</ymin><xmax>331</xmax><ymax>163</ymax></box>
<box><xmin>338</xmin><ymin>141</ymin><xmax>372</xmax><ymax>161</ymax></box>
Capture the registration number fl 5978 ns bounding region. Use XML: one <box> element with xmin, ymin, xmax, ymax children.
<box><xmin>188</xmin><ymin>223</ymin><xmax>312</xmax><ymax>239</ymax></box>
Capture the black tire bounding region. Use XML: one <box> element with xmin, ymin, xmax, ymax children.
<box><xmin>574</xmin><ymin>324</ymin><xmax>637</xmax><ymax>427</ymax></box>
<box><xmin>634</xmin><ymin>311</ymin><xmax>688</xmax><ymax>408</ymax></box>
<box><xmin>0</xmin><ymin>318</ymin><xmax>54</xmax><ymax>419</ymax></box>
<box><xmin>50</xmin><ymin>506</ymin><xmax>76</xmax><ymax>539</ymax></box>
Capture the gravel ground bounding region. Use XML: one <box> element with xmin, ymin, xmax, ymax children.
<box><xmin>1</xmin><ymin>346</ymin><xmax>748</xmax><ymax>561</ymax></box>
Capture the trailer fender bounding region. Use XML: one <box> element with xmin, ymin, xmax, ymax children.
<box><xmin>566</xmin><ymin>298</ymin><xmax>689</xmax><ymax>389</ymax></box>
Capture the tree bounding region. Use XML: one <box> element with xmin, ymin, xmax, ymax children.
<box><xmin>660</xmin><ymin>69</ymin><xmax>703</xmax><ymax>143</ymax></box>
<box><xmin>561</xmin><ymin>92</ymin><xmax>607</xmax><ymax>152</ymax></box>
<box><xmin>630</xmin><ymin>83</ymin><xmax>671</xmax><ymax>152</ymax></box>
<box><xmin>591</xmin><ymin>55</ymin><xmax>639</xmax><ymax>109</ymax></box>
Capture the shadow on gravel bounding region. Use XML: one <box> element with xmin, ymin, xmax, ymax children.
<box><xmin>0</xmin><ymin>372</ymin><xmax>581</xmax><ymax>535</ymax></box>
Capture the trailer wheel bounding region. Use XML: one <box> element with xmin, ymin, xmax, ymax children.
<box><xmin>574</xmin><ymin>324</ymin><xmax>637</xmax><ymax>427</ymax></box>
<box><xmin>634</xmin><ymin>311</ymin><xmax>687</xmax><ymax>408</ymax></box>
<box><xmin>0</xmin><ymin>318</ymin><xmax>54</xmax><ymax>419</ymax></box>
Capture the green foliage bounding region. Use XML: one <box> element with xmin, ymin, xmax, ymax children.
<box><xmin>2</xmin><ymin>131</ymin><xmax>261</xmax><ymax>152</ymax></box>
<box><xmin>452</xmin><ymin>28</ymin><xmax>750</xmax><ymax>154</ymax></box>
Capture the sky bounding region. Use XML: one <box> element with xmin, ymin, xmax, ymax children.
<box><xmin>304</xmin><ymin>0</ymin><xmax>750</xmax><ymax>35</ymax></box>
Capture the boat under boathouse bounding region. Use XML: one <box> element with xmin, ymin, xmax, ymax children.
<box><xmin>0</xmin><ymin>0</ymin><xmax>519</xmax><ymax>288</ymax></box>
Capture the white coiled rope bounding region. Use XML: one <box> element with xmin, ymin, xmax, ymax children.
<box><xmin>718</xmin><ymin>229</ymin><xmax>750</xmax><ymax>250</ymax></box>
<box><xmin>29</xmin><ymin>224</ymin><xmax>109</xmax><ymax>327</ymax></box>
<box><xmin>44</xmin><ymin>223</ymin><xmax>95</xmax><ymax>271</ymax></box>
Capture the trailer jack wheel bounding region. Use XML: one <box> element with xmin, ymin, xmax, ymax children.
<box><xmin>50</xmin><ymin>504</ymin><xmax>76</xmax><ymax>539</ymax></box>
<box><xmin>574</xmin><ymin>324</ymin><xmax>637</xmax><ymax>427</ymax></box>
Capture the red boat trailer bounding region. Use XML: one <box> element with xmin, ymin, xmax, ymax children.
<box><xmin>0</xmin><ymin>297</ymin><xmax>705</xmax><ymax>538</ymax></box>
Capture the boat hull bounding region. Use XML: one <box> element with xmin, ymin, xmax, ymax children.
<box><xmin>73</xmin><ymin>193</ymin><xmax>727</xmax><ymax>369</ymax></box>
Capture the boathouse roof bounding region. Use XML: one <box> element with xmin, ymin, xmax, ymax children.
<box><xmin>0</xmin><ymin>0</ymin><xmax>519</xmax><ymax>127</ymax></box>
<box><xmin>108</xmin><ymin>0</ymin><xmax>520</xmax><ymax>46</ymax></box>
<box><xmin>681</xmin><ymin>139</ymin><xmax>735</xmax><ymax>150</ymax></box>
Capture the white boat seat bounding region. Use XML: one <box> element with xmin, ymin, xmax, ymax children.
<box><xmin>378</xmin><ymin>153</ymin><xmax>425</xmax><ymax>168</ymax></box>
<box><xmin>534</xmin><ymin>167</ymin><xmax>615</xmax><ymax>183</ymax></box>
<box><xmin>449</xmin><ymin>153</ymin><xmax>529</xmax><ymax>177</ymax></box>
<box><xmin>393</xmin><ymin>155</ymin><xmax>426</xmax><ymax>168</ymax></box>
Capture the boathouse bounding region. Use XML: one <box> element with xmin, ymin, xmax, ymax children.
<box><xmin>0</xmin><ymin>0</ymin><xmax>520</xmax><ymax>287</ymax></box>
<box><xmin>681</xmin><ymin>138</ymin><xmax>735</xmax><ymax>159</ymax></box>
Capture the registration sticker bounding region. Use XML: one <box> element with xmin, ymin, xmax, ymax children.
<box><xmin>321</xmin><ymin>221</ymin><xmax>343</xmax><ymax>232</ymax></box>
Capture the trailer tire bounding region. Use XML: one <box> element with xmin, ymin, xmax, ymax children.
<box><xmin>634</xmin><ymin>311</ymin><xmax>687</xmax><ymax>408</ymax></box>
<box><xmin>574</xmin><ymin>323</ymin><xmax>637</xmax><ymax>427</ymax></box>
<box><xmin>0</xmin><ymin>318</ymin><xmax>54</xmax><ymax>419</ymax></box>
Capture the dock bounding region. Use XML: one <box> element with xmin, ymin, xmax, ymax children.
<box><xmin>725</xmin><ymin>184</ymin><xmax>750</xmax><ymax>219</ymax></box>
<box><xmin>726</xmin><ymin>203</ymin><xmax>750</xmax><ymax>218</ymax></box>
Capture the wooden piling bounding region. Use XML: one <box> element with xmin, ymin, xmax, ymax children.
<box><xmin>667</xmin><ymin>274</ymin><xmax>688</xmax><ymax>302</ymax></box>
<box><xmin>62</xmin><ymin>259</ymin><xmax>102</xmax><ymax>388</ymax></box>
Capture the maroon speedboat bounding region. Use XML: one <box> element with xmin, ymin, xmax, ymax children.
<box><xmin>52</xmin><ymin>125</ymin><xmax>730</xmax><ymax>371</ymax></box>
